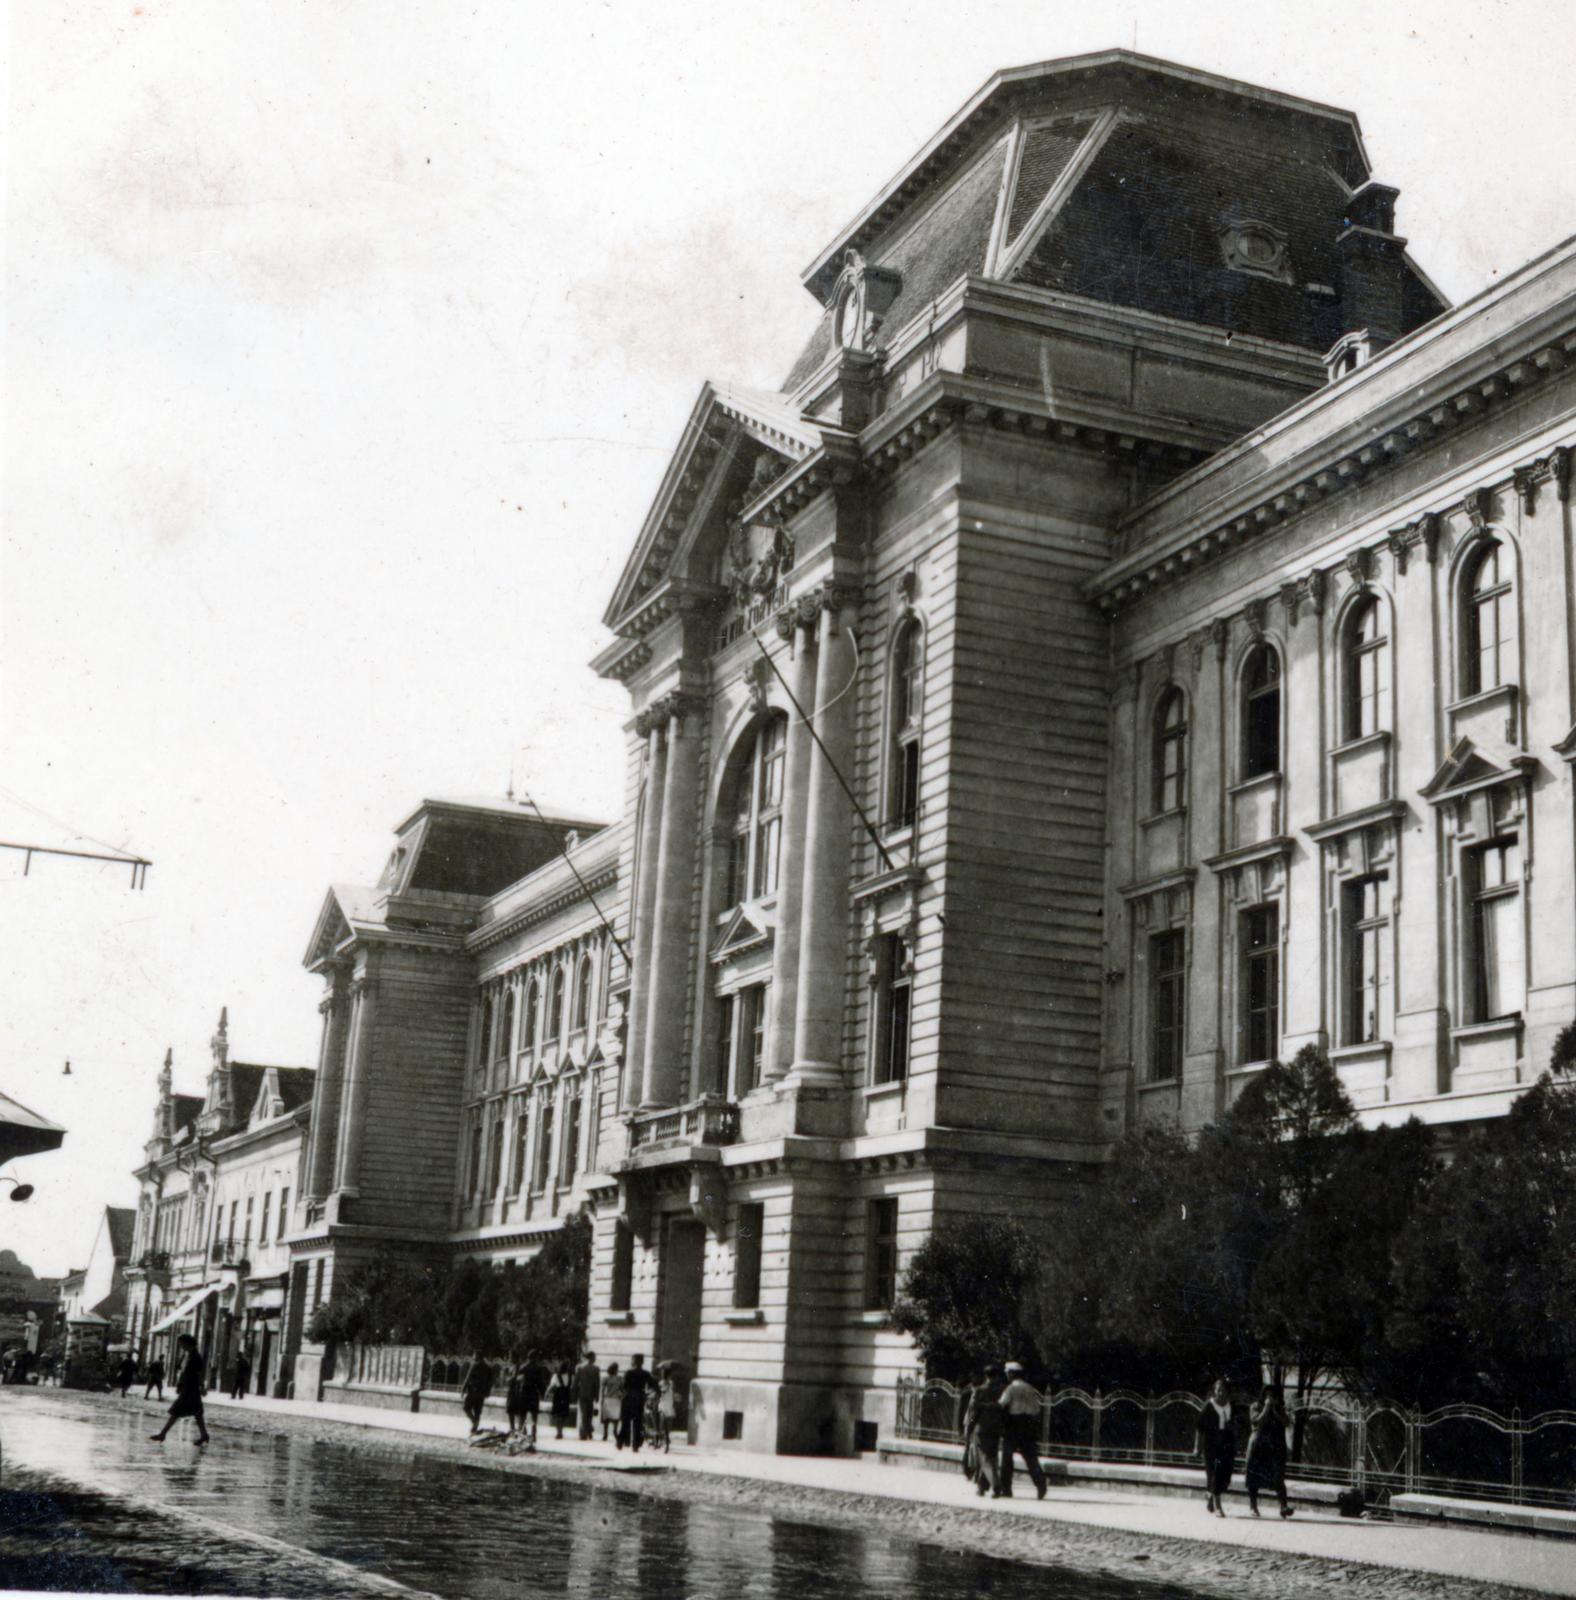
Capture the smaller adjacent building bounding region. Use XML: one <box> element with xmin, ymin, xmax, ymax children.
<box><xmin>124</xmin><ymin>1011</ymin><xmax>312</xmax><ymax>1397</ymax></box>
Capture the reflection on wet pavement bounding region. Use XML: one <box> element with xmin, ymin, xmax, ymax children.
<box><xmin>0</xmin><ymin>1391</ymin><xmax>1205</xmax><ymax>1598</ymax></box>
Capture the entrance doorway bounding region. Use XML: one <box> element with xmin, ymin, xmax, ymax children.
<box><xmin>656</xmin><ymin>1217</ymin><xmax>705</xmax><ymax>1370</ymax></box>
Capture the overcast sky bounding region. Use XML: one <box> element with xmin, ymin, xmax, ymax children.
<box><xmin>4</xmin><ymin>0</ymin><xmax>1571</xmax><ymax>1276</ymax></box>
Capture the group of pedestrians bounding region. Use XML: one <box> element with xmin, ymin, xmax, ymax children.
<box><xmin>461</xmin><ymin>1349</ymin><xmax>676</xmax><ymax>1451</ymax></box>
<box><xmin>1198</xmin><ymin>1378</ymin><xmax>1295</xmax><ymax>1519</ymax></box>
<box><xmin>959</xmin><ymin>1362</ymin><xmax>1049</xmax><ymax>1500</ymax></box>
<box><xmin>960</xmin><ymin>1365</ymin><xmax>1296</xmax><ymax>1519</ymax></box>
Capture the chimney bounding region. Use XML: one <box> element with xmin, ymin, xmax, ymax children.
<box><xmin>1331</xmin><ymin>182</ymin><xmax>1407</xmax><ymax>370</ymax></box>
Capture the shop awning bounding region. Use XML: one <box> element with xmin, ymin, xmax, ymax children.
<box><xmin>0</xmin><ymin>1089</ymin><xmax>65</xmax><ymax>1165</ymax></box>
<box><xmin>149</xmin><ymin>1282</ymin><xmax>222</xmax><ymax>1334</ymax></box>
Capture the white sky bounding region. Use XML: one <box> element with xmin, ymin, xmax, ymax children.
<box><xmin>3</xmin><ymin>0</ymin><xmax>1571</xmax><ymax>1276</ymax></box>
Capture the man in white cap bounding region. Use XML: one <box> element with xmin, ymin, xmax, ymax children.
<box><xmin>997</xmin><ymin>1361</ymin><xmax>1047</xmax><ymax>1499</ymax></box>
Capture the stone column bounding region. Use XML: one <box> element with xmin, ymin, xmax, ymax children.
<box><xmin>641</xmin><ymin>695</ymin><xmax>702</xmax><ymax>1108</ymax></box>
<box><xmin>623</xmin><ymin>720</ymin><xmax>667</xmax><ymax>1109</ymax></box>
<box><xmin>790</xmin><ymin>588</ymin><xmax>859</xmax><ymax>1083</ymax></box>
<box><xmin>304</xmin><ymin>969</ymin><xmax>350</xmax><ymax>1203</ymax></box>
<box><xmin>331</xmin><ymin>975</ymin><xmax>375</xmax><ymax>1197</ymax></box>
<box><xmin>764</xmin><ymin>606</ymin><xmax>819</xmax><ymax>1083</ymax></box>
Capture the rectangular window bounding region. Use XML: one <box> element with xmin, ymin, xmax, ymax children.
<box><xmin>1241</xmin><ymin>905</ymin><xmax>1280</xmax><ymax>1064</ymax></box>
<box><xmin>313</xmin><ymin>1258</ymin><xmax>326</xmax><ymax>1310</ymax></box>
<box><xmin>714</xmin><ymin>993</ymin><xmax>736</xmax><ymax>1097</ymax></box>
<box><xmin>511</xmin><ymin>1104</ymin><xmax>529</xmax><ymax>1193</ymax></box>
<box><xmin>259</xmin><ymin>1192</ymin><xmax>272</xmax><ymax>1247</ymax></box>
<box><xmin>725</xmin><ymin>984</ymin><xmax>768</xmax><ymax>1098</ymax></box>
<box><xmin>487</xmin><ymin>1114</ymin><xmax>504</xmax><ymax>1194</ymax></box>
<box><xmin>532</xmin><ymin>1094</ymin><xmax>556</xmax><ymax>1192</ymax></box>
<box><xmin>467</xmin><ymin>1114</ymin><xmax>483</xmax><ymax>1196</ymax></box>
<box><xmin>896</xmin><ymin>739</ymin><xmax>921</xmax><ymax>829</ymax></box>
<box><xmin>1470</xmin><ymin>836</ymin><xmax>1524</xmax><ymax>1020</ymax></box>
<box><xmin>873</xmin><ymin>935</ymin><xmax>912</xmax><ymax>1086</ymax></box>
<box><xmin>610</xmin><ymin>1220</ymin><xmax>634</xmax><ymax>1311</ymax></box>
<box><xmin>560</xmin><ymin>1087</ymin><xmax>582</xmax><ymax>1185</ymax></box>
<box><xmin>865</xmin><ymin>1197</ymin><xmax>900</xmax><ymax>1311</ymax></box>
<box><xmin>1342</xmin><ymin>875</ymin><xmax>1390</xmax><ymax>1045</ymax></box>
<box><xmin>228</xmin><ymin>1201</ymin><xmax>238</xmax><ymax>1244</ymax></box>
<box><xmin>733</xmin><ymin>1202</ymin><xmax>764</xmax><ymax>1309</ymax></box>
<box><xmin>278</xmin><ymin>1187</ymin><xmax>289</xmax><ymax>1234</ymax></box>
<box><xmin>1149</xmin><ymin>929</ymin><xmax>1186</xmax><ymax>1082</ymax></box>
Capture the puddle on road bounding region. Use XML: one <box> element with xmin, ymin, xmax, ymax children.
<box><xmin>0</xmin><ymin>1391</ymin><xmax>1206</xmax><ymax>1598</ymax></box>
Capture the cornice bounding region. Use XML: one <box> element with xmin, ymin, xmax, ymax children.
<box><xmin>1095</xmin><ymin>321</ymin><xmax>1576</xmax><ymax>615</ymax></box>
<box><xmin>466</xmin><ymin>866</ymin><xmax>620</xmax><ymax>955</ymax></box>
<box><xmin>1117</xmin><ymin>441</ymin><xmax>1572</xmax><ymax>672</ymax></box>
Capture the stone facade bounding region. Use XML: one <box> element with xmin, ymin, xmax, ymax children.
<box><xmin>252</xmin><ymin>52</ymin><xmax>1576</xmax><ymax>1454</ymax></box>
<box><xmin>123</xmin><ymin>1012</ymin><xmax>313</xmax><ymax>1397</ymax></box>
<box><xmin>579</xmin><ymin>51</ymin><xmax>1575</xmax><ymax>1456</ymax></box>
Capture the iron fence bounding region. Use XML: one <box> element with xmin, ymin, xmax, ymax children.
<box><xmin>894</xmin><ymin>1377</ymin><xmax>1576</xmax><ymax>1509</ymax></box>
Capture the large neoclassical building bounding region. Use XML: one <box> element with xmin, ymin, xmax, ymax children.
<box><xmin>272</xmin><ymin>51</ymin><xmax>1576</xmax><ymax>1455</ymax></box>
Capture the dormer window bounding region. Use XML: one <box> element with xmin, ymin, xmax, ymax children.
<box><xmin>1324</xmin><ymin>330</ymin><xmax>1375</xmax><ymax>384</ymax></box>
<box><xmin>1219</xmin><ymin>221</ymin><xmax>1293</xmax><ymax>284</ymax></box>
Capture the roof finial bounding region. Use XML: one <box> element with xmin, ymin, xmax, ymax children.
<box><xmin>211</xmin><ymin>1007</ymin><xmax>229</xmax><ymax>1072</ymax></box>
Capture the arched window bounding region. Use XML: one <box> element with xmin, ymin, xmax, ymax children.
<box><xmin>725</xmin><ymin>715</ymin><xmax>787</xmax><ymax>906</ymax></box>
<box><xmin>1151</xmin><ymin>687</ymin><xmax>1187</xmax><ymax>813</ymax></box>
<box><xmin>547</xmin><ymin>966</ymin><xmax>566</xmax><ymax>1041</ymax></box>
<box><xmin>890</xmin><ymin>621</ymin><xmax>923</xmax><ymax>829</ymax></box>
<box><xmin>1344</xmin><ymin>598</ymin><xmax>1390</xmax><ymax>739</ymax></box>
<box><xmin>522</xmin><ymin>979</ymin><xmax>539</xmax><ymax>1055</ymax></box>
<box><xmin>499</xmin><ymin>987</ymin><xmax>516</xmax><ymax>1062</ymax></box>
<box><xmin>1464</xmin><ymin>541</ymin><xmax>1514</xmax><ymax>695</ymax></box>
<box><xmin>572</xmin><ymin>956</ymin><xmax>593</xmax><ymax>1033</ymax></box>
<box><xmin>477</xmin><ymin>995</ymin><xmax>495</xmax><ymax>1068</ymax></box>
<box><xmin>1241</xmin><ymin>644</ymin><xmax>1282</xmax><ymax>779</ymax></box>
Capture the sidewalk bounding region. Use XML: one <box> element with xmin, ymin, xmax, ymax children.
<box><xmin>196</xmin><ymin>1389</ymin><xmax>1576</xmax><ymax>1597</ymax></box>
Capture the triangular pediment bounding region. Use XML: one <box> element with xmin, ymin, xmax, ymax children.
<box><xmin>303</xmin><ymin>884</ymin><xmax>384</xmax><ymax>971</ymax></box>
<box><xmin>710</xmin><ymin>904</ymin><xmax>773</xmax><ymax>965</ymax></box>
<box><xmin>1420</xmin><ymin>738</ymin><xmax>1519</xmax><ymax>803</ymax></box>
<box><xmin>602</xmin><ymin>382</ymin><xmax>820</xmax><ymax>633</ymax></box>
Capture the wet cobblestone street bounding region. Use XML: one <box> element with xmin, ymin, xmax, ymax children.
<box><xmin>0</xmin><ymin>1391</ymin><xmax>1206</xmax><ymax>1598</ymax></box>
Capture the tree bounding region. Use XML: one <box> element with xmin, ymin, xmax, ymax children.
<box><xmin>1390</xmin><ymin>1072</ymin><xmax>1576</xmax><ymax>1408</ymax></box>
<box><xmin>891</xmin><ymin>1214</ymin><xmax>1039</xmax><ymax>1381</ymax></box>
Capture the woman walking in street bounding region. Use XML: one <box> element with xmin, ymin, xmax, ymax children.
<box><xmin>460</xmin><ymin>1353</ymin><xmax>494</xmax><ymax>1435</ymax></box>
<box><xmin>149</xmin><ymin>1333</ymin><xmax>210</xmax><ymax>1448</ymax></box>
<box><xmin>1244</xmin><ymin>1385</ymin><xmax>1295</xmax><ymax>1518</ymax></box>
<box><xmin>1195</xmin><ymin>1377</ymin><xmax>1236</xmax><ymax>1517</ymax></box>
<box><xmin>548</xmin><ymin>1360</ymin><xmax>574</xmax><ymax>1440</ymax></box>
<box><xmin>601</xmin><ymin>1362</ymin><xmax>624</xmax><ymax>1445</ymax></box>
<box><xmin>963</xmin><ymin>1363</ymin><xmax>1005</xmax><ymax>1498</ymax></box>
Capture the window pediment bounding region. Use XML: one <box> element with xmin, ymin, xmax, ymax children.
<box><xmin>710</xmin><ymin>904</ymin><xmax>773</xmax><ymax>966</ymax></box>
<box><xmin>1420</xmin><ymin>738</ymin><xmax>1536</xmax><ymax>807</ymax></box>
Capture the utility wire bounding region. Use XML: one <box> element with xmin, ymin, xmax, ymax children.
<box><xmin>515</xmin><ymin>790</ymin><xmax>631</xmax><ymax>967</ymax></box>
<box><xmin>750</xmin><ymin>630</ymin><xmax>896</xmax><ymax>875</ymax></box>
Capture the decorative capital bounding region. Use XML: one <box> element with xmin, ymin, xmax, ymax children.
<box><xmin>1243</xmin><ymin>598</ymin><xmax>1268</xmax><ymax>641</ymax></box>
<box><xmin>1210</xmin><ymin>616</ymin><xmax>1230</xmax><ymax>660</ymax></box>
<box><xmin>1462</xmin><ymin>486</ymin><xmax>1493</xmax><ymax>535</ymax></box>
<box><xmin>1279</xmin><ymin>580</ymin><xmax>1301</xmax><ymax>627</ymax></box>
<box><xmin>1188</xmin><ymin>628</ymin><xmax>1208</xmax><ymax>673</ymax></box>
<box><xmin>1344</xmin><ymin>547</ymin><xmax>1373</xmax><ymax>587</ymax></box>
<box><xmin>1303</xmin><ymin>568</ymin><xmax>1328</xmax><ymax>614</ymax></box>
<box><xmin>896</xmin><ymin>567</ymin><xmax>919</xmax><ymax>605</ymax></box>
<box><xmin>1550</xmin><ymin>446</ymin><xmax>1572</xmax><ymax>504</ymax></box>
<box><xmin>773</xmin><ymin>608</ymin><xmax>797</xmax><ymax>643</ymax></box>
<box><xmin>1415</xmin><ymin>511</ymin><xmax>1442</xmax><ymax>564</ymax></box>
<box><xmin>1513</xmin><ymin>464</ymin><xmax>1540</xmax><ymax>516</ymax></box>
<box><xmin>1385</xmin><ymin>527</ymin><xmax>1410</xmax><ymax>576</ymax></box>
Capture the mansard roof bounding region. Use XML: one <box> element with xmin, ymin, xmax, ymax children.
<box><xmin>802</xmin><ymin>51</ymin><xmax>1371</xmax><ymax>301</ymax></box>
<box><xmin>601</xmin><ymin>380</ymin><xmax>840</xmax><ymax>635</ymax></box>
<box><xmin>785</xmin><ymin>50</ymin><xmax>1444</xmax><ymax>387</ymax></box>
